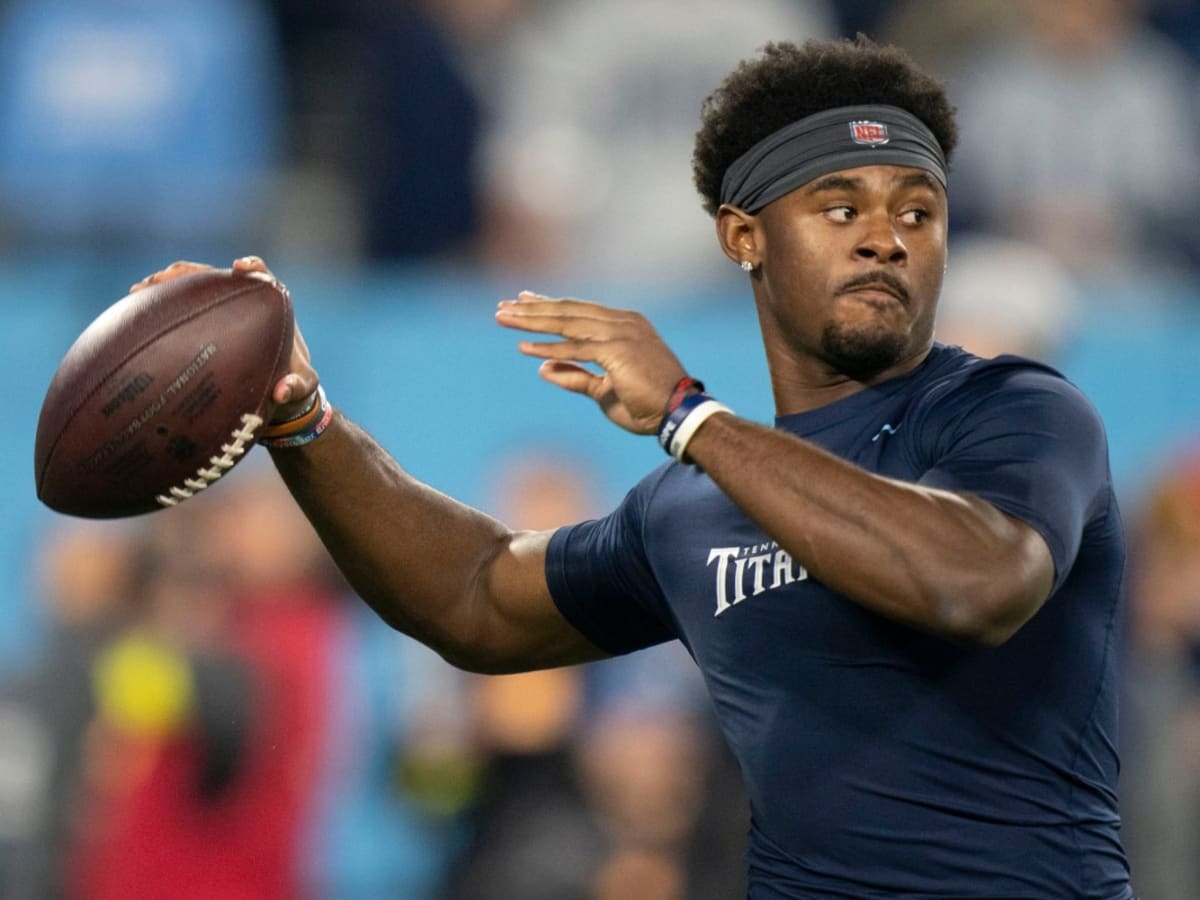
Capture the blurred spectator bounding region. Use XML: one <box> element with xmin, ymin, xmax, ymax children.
<box><xmin>50</xmin><ymin>465</ymin><xmax>468</xmax><ymax>900</ymax></box>
<box><xmin>1120</xmin><ymin>446</ymin><xmax>1200</xmax><ymax>899</ymax></box>
<box><xmin>945</xmin><ymin>0</ymin><xmax>1200</xmax><ymax>284</ymax></box>
<box><xmin>0</xmin><ymin>0</ymin><xmax>283</xmax><ymax>263</ymax></box>
<box><xmin>267</xmin><ymin>1</ymin><xmax>488</xmax><ymax>264</ymax></box>
<box><xmin>0</xmin><ymin>520</ymin><xmax>140</xmax><ymax>900</ymax></box>
<box><xmin>211</xmin><ymin>462</ymin><xmax>466</xmax><ymax>899</ymax></box>
<box><xmin>936</xmin><ymin>233</ymin><xmax>1080</xmax><ymax>362</ymax></box>
<box><xmin>475</xmin><ymin>0</ymin><xmax>834</xmax><ymax>281</ymax></box>
<box><xmin>63</xmin><ymin>491</ymin><xmax>259</xmax><ymax>900</ymax></box>
<box><xmin>64</xmin><ymin>465</ymin><xmax>353</xmax><ymax>900</ymax></box>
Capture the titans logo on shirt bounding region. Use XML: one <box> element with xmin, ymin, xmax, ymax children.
<box><xmin>707</xmin><ymin>542</ymin><xmax>808</xmax><ymax>616</ymax></box>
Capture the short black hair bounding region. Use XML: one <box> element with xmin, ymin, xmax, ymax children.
<box><xmin>692</xmin><ymin>36</ymin><xmax>958</xmax><ymax>216</ymax></box>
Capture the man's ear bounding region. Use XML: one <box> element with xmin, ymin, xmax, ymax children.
<box><xmin>715</xmin><ymin>204</ymin><xmax>759</xmax><ymax>270</ymax></box>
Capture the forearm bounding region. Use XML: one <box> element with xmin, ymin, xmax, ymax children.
<box><xmin>685</xmin><ymin>414</ymin><xmax>1052</xmax><ymax>644</ymax></box>
<box><xmin>267</xmin><ymin>412</ymin><xmax>517</xmax><ymax>665</ymax></box>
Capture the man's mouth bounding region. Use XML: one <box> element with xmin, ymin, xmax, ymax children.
<box><xmin>837</xmin><ymin>276</ymin><xmax>909</xmax><ymax>306</ymax></box>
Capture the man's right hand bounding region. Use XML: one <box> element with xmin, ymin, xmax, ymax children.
<box><xmin>130</xmin><ymin>256</ymin><xmax>320</xmax><ymax>425</ymax></box>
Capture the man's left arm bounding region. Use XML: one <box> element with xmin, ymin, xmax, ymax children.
<box><xmin>685</xmin><ymin>412</ymin><xmax>1056</xmax><ymax>646</ymax></box>
<box><xmin>498</xmin><ymin>297</ymin><xmax>1091</xmax><ymax>647</ymax></box>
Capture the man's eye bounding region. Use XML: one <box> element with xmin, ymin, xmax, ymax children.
<box><xmin>899</xmin><ymin>209</ymin><xmax>928</xmax><ymax>225</ymax></box>
<box><xmin>826</xmin><ymin>206</ymin><xmax>856</xmax><ymax>222</ymax></box>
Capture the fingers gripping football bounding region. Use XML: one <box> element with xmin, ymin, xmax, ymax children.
<box><xmin>133</xmin><ymin>257</ymin><xmax>321</xmax><ymax>426</ymax></box>
<box><xmin>495</xmin><ymin>292</ymin><xmax>688</xmax><ymax>434</ymax></box>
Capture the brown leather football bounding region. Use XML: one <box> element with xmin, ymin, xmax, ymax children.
<box><xmin>35</xmin><ymin>268</ymin><xmax>294</xmax><ymax>518</ymax></box>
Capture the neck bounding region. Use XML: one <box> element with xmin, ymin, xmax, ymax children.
<box><xmin>766</xmin><ymin>342</ymin><xmax>934</xmax><ymax>417</ymax></box>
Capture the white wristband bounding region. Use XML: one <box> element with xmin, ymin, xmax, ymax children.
<box><xmin>668</xmin><ymin>398</ymin><xmax>733</xmax><ymax>462</ymax></box>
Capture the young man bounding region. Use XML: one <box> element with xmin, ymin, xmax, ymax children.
<box><xmin>141</xmin><ymin>36</ymin><xmax>1132</xmax><ymax>899</ymax></box>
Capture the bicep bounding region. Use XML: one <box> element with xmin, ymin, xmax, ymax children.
<box><xmin>919</xmin><ymin>370</ymin><xmax>1111</xmax><ymax>595</ymax></box>
<box><xmin>473</xmin><ymin>529</ymin><xmax>612</xmax><ymax>674</ymax></box>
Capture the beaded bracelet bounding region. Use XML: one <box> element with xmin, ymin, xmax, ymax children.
<box><xmin>258</xmin><ymin>386</ymin><xmax>334</xmax><ymax>449</ymax></box>
<box><xmin>657</xmin><ymin>390</ymin><xmax>733</xmax><ymax>463</ymax></box>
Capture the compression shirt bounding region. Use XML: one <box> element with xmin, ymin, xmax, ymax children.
<box><xmin>547</xmin><ymin>344</ymin><xmax>1131</xmax><ymax>898</ymax></box>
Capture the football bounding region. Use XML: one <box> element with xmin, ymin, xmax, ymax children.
<box><xmin>34</xmin><ymin>268</ymin><xmax>294</xmax><ymax>518</ymax></box>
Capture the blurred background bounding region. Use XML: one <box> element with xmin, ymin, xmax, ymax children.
<box><xmin>3</xmin><ymin>0</ymin><xmax>1200</xmax><ymax>897</ymax></box>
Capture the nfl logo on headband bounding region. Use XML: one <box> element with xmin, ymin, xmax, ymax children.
<box><xmin>849</xmin><ymin>121</ymin><xmax>889</xmax><ymax>146</ymax></box>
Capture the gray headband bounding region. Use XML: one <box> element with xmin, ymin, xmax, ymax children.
<box><xmin>719</xmin><ymin>104</ymin><xmax>947</xmax><ymax>213</ymax></box>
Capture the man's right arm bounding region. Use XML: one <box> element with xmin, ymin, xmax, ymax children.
<box><xmin>269</xmin><ymin>411</ymin><xmax>610</xmax><ymax>674</ymax></box>
<box><xmin>131</xmin><ymin>257</ymin><xmax>606</xmax><ymax>675</ymax></box>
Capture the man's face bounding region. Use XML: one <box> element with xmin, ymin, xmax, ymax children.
<box><xmin>751</xmin><ymin>164</ymin><xmax>948</xmax><ymax>382</ymax></box>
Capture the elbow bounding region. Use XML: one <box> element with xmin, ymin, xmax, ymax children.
<box><xmin>421</xmin><ymin>605</ymin><xmax>533</xmax><ymax>676</ymax></box>
<box><xmin>931</xmin><ymin>569</ymin><xmax>1051</xmax><ymax>648</ymax></box>
<box><xmin>360</xmin><ymin>589</ymin><xmax>501</xmax><ymax>673</ymax></box>
<box><xmin>943</xmin><ymin>605</ymin><xmax>1025</xmax><ymax>648</ymax></box>
<box><xmin>371</xmin><ymin>621</ymin><xmax>507</xmax><ymax>674</ymax></box>
<box><xmin>398</xmin><ymin>612</ymin><xmax>513</xmax><ymax>674</ymax></box>
<box><xmin>972</xmin><ymin>619</ymin><xmax>1022</xmax><ymax>648</ymax></box>
<box><xmin>928</xmin><ymin>517</ymin><xmax>1055</xmax><ymax>647</ymax></box>
<box><xmin>435</xmin><ymin>645</ymin><xmax>492</xmax><ymax>674</ymax></box>
<box><xmin>434</xmin><ymin>642</ymin><xmax>518</xmax><ymax>675</ymax></box>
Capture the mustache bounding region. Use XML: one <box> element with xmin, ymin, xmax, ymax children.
<box><xmin>835</xmin><ymin>272</ymin><xmax>910</xmax><ymax>304</ymax></box>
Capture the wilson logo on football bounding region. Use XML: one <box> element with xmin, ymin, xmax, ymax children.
<box><xmin>849</xmin><ymin>121</ymin><xmax>889</xmax><ymax>145</ymax></box>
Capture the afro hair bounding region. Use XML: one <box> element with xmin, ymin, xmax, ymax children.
<box><xmin>692</xmin><ymin>36</ymin><xmax>958</xmax><ymax>216</ymax></box>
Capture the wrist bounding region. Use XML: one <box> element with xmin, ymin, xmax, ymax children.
<box><xmin>657</xmin><ymin>386</ymin><xmax>733</xmax><ymax>463</ymax></box>
<box><xmin>259</xmin><ymin>386</ymin><xmax>334</xmax><ymax>449</ymax></box>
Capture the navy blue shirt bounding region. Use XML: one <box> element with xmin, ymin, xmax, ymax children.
<box><xmin>547</xmin><ymin>345</ymin><xmax>1131</xmax><ymax>898</ymax></box>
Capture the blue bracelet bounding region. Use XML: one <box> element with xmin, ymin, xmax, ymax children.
<box><xmin>657</xmin><ymin>391</ymin><xmax>710</xmax><ymax>453</ymax></box>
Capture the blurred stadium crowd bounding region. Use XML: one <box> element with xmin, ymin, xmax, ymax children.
<box><xmin>2</xmin><ymin>0</ymin><xmax>1200</xmax><ymax>897</ymax></box>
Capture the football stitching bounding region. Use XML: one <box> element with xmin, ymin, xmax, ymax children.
<box><xmin>154</xmin><ymin>413</ymin><xmax>264</xmax><ymax>508</ymax></box>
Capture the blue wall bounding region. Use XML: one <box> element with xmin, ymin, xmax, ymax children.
<box><xmin>9</xmin><ymin>264</ymin><xmax>1200</xmax><ymax>670</ymax></box>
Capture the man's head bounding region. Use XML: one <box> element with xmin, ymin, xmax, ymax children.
<box><xmin>692</xmin><ymin>37</ymin><xmax>958</xmax><ymax>218</ymax></box>
<box><xmin>693</xmin><ymin>38</ymin><xmax>959</xmax><ymax>387</ymax></box>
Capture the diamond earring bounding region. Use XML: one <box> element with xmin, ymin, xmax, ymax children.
<box><xmin>740</xmin><ymin>260</ymin><xmax>754</xmax><ymax>273</ymax></box>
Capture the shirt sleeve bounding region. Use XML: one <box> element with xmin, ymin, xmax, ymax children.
<box><xmin>545</xmin><ymin>470</ymin><xmax>676</xmax><ymax>656</ymax></box>
<box><xmin>914</xmin><ymin>360</ymin><xmax>1113</xmax><ymax>594</ymax></box>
